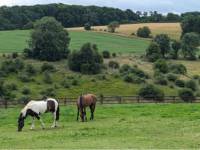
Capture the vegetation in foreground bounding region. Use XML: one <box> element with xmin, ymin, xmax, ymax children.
<box><xmin>1</xmin><ymin>104</ymin><xmax>200</xmax><ymax>149</ymax></box>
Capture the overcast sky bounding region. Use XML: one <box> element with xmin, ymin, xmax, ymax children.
<box><xmin>0</xmin><ymin>0</ymin><xmax>199</xmax><ymax>13</ymax></box>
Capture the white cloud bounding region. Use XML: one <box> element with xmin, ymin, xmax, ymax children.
<box><xmin>0</xmin><ymin>0</ymin><xmax>199</xmax><ymax>13</ymax></box>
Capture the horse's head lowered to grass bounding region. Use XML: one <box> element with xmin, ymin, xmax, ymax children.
<box><xmin>18</xmin><ymin>113</ymin><xmax>25</xmax><ymax>132</ymax></box>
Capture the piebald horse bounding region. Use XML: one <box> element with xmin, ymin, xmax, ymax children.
<box><xmin>77</xmin><ymin>94</ymin><xmax>97</xmax><ymax>122</ymax></box>
<box><xmin>18</xmin><ymin>98</ymin><xmax>59</xmax><ymax>132</ymax></box>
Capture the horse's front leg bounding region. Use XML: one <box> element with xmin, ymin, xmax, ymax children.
<box><xmin>38</xmin><ymin>116</ymin><xmax>45</xmax><ymax>129</ymax></box>
<box><xmin>30</xmin><ymin>117</ymin><xmax>35</xmax><ymax>130</ymax></box>
<box><xmin>84</xmin><ymin>108</ymin><xmax>87</xmax><ymax>122</ymax></box>
<box><xmin>51</xmin><ymin>112</ymin><xmax>57</xmax><ymax>128</ymax></box>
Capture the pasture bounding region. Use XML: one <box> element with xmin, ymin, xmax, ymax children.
<box><xmin>1</xmin><ymin>104</ymin><xmax>200</xmax><ymax>149</ymax></box>
<box><xmin>69</xmin><ymin>23</ymin><xmax>182</xmax><ymax>40</ymax></box>
<box><xmin>0</xmin><ymin>30</ymin><xmax>150</xmax><ymax>54</ymax></box>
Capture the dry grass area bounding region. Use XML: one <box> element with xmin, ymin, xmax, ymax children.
<box><xmin>68</xmin><ymin>23</ymin><xmax>182</xmax><ymax>40</ymax></box>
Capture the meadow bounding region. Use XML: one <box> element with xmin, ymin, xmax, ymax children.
<box><xmin>1</xmin><ymin>104</ymin><xmax>200</xmax><ymax>149</ymax></box>
<box><xmin>0</xmin><ymin>30</ymin><xmax>150</xmax><ymax>54</ymax></box>
<box><xmin>69</xmin><ymin>23</ymin><xmax>182</xmax><ymax>40</ymax></box>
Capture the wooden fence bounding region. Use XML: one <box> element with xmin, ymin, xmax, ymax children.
<box><xmin>1</xmin><ymin>95</ymin><xmax>200</xmax><ymax>109</ymax></box>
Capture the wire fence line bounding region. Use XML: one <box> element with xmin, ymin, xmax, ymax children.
<box><xmin>0</xmin><ymin>95</ymin><xmax>199</xmax><ymax>109</ymax></box>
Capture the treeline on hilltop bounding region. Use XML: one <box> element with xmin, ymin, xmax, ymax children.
<box><xmin>0</xmin><ymin>3</ymin><xmax>198</xmax><ymax>30</ymax></box>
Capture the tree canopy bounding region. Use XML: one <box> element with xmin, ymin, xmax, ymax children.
<box><xmin>25</xmin><ymin>17</ymin><xmax>70</xmax><ymax>61</ymax></box>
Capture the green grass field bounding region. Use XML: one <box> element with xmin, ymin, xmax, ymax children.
<box><xmin>0</xmin><ymin>30</ymin><xmax>150</xmax><ymax>53</ymax></box>
<box><xmin>1</xmin><ymin>104</ymin><xmax>200</xmax><ymax>149</ymax></box>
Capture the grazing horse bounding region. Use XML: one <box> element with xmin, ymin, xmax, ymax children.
<box><xmin>18</xmin><ymin>98</ymin><xmax>59</xmax><ymax>132</ymax></box>
<box><xmin>77</xmin><ymin>94</ymin><xmax>97</xmax><ymax>122</ymax></box>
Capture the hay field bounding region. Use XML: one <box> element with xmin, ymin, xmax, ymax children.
<box><xmin>69</xmin><ymin>23</ymin><xmax>182</xmax><ymax>40</ymax></box>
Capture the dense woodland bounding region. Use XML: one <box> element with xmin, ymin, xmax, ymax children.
<box><xmin>0</xmin><ymin>3</ymin><xmax>198</xmax><ymax>30</ymax></box>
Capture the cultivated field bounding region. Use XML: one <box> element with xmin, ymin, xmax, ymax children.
<box><xmin>69</xmin><ymin>23</ymin><xmax>182</xmax><ymax>40</ymax></box>
<box><xmin>0</xmin><ymin>30</ymin><xmax>150</xmax><ymax>54</ymax></box>
<box><xmin>1</xmin><ymin>104</ymin><xmax>200</xmax><ymax>149</ymax></box>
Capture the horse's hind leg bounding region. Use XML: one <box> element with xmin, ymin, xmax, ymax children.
<box><xmin>84</xmin><ymin>107</ymin><xmax>87</xmax><ymax>122</ymax></box>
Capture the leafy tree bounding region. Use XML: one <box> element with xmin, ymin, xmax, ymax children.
<box><xmin>137</xmin><ymin>26</ymin><xmax>151</xmax><ymax>38</ymax></box>
<box><xmin>154</xmin><ymin>34</ymin><xmax>170</xmax><ymax>58</ymax></box>
<box><xmin>25</xmin><ymin>17</ymin><xmax>70</xmax><ymax>61</ymax></box>
<box><xmin>171</xmin><ymin>40</ymin><xmax>181</xmax><ymax>59</ymax></box>
<box><xmin>181</xmin><ymin>15</ymin><xmax>200</xmax><ymax>36</ymax></box>
<box><xmin>146</xmin><ymin>42</ymin><xmax>162</xmax><ymax>62</ymax></box>
<box><xmin>68</xmin><ymin>43</ymin><xmax>103</xmax><ymax>74</ymax></box>
<box><xmin>107</xmin><ymin>21</ymin><xmax>120</xmax><ymax>33</ymax></box>
<box><xmin>185</xmin><ymin>80</ymin><xmax>197</xmax><ymax>91</ymax></box>
<box><xmin>84</xmin><ymin>22</ymin><xmax>91</xmax><ymax>30</ymax></box>
<box><xmin>181</xmin><ymin>32</ymin><xmax>200</xmax><ymax>60</ymax></box>
<box><xmin>166</xmin><ymin>13</ymin><xmax>181</xmax><ymax>22</ymax></box>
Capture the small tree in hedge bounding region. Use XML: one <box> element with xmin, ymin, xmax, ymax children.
<box><xmin>25</xmin><ymin>17</ymin><xmax>70</xmax><ymax>61</ymax></box>
<box><xmin>68</xmin><ymin>43</ymin><xmax>103</xmax><ymax>74</ymax></box>
<box><xmin>154</xmin><ymin>59</ymin><xmax>169</xmax><ymax>73</ymax></box>
<box><xmin>168</xmin><ymin>63</ymin><xmax>187</xmax><ymax>75</ymax></box>
<box><xmin>102</xmin><ymin>50</ymin><xmax>110</xmax><ymax>58</ymax></box>
<box><xmin>84</xmin><ymin>22</ymin><xmax>91</xmax><ymax>31</ymax></box>
<box><xmin>146</xmin><ymin>42</ymin><xmax>162</xmax><ymax>62</ymax></box>
<box><xmin>175</xmin><ymin>79</ymin><xmax>185</xmax><ymax>87</ymax></box>
<box><xmin>107</xmin><ymin>21</ymin><xmax>120</xmax><ymax>33</ymax></box>
<box><xmin>185</xmin><ymin>80</ymin><xmax>197</xmax><ymax>91</ymax></box>
<box><xmin>108</xmin><ymin>61</ymin><xmax>119</xmax><ymax>69</ymax></box>
<box><xmin>138</xmin><ymin>84</ymin><xmax>164</xmax><ymax>101</ymax></box>
<box><xmin>137</xmin><ymin>26</ymin><xmax>151</xmax><ymax>38</ymax></box>
<box><xmin>179</xmin><ymin>88</ymin><xmax>195</xmax><ymax>102</ymax></box>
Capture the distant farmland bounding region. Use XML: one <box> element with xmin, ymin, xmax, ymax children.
<box><xmin>69</xmin><ymin>23</ymin><xmax>181</xmax><ymax>40</ymax></box>
<box><xmin>0</xmin><ymin>30</ymin><xmax>150</xmax><ymax>54</ymax></box>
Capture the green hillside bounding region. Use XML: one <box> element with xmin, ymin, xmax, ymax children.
<box><xmin>0</xmin><ymin>30</ymin><xmax>150</xmax><ymax>53</ymax></box>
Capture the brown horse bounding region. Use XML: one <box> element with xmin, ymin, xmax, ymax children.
<box><xmin>77</xmin><ymin>94</ymin><xmax>97</xmax><ymax>122</ymax></box>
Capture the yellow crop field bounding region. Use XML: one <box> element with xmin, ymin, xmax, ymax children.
<box><xmin>68</xmin><ymin>23</ymin><xmax>182</xmax><ymax>40</ymax></box>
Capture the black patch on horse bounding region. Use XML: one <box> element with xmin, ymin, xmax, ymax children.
<box><xmin>47</xmin><ymin>100</ymin><xmax>55</xmax><ymax>113</ymax></box>
<box><xmin>26</xmin><ymin>109</ymin><xmax>40</xmax><ymax>120</ymax></box>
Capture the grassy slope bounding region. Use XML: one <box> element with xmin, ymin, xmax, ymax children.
<box><xmin>1</xmin><ymin>104</ymin><xmax>200</xmax><ymax>149</ymax></box>
<box><xmin>0</xmin><ymin>30</ymin><xmax>150</xmax><ymax>53</ymax></box>
<box><xmin>2</xmin><ymin>57</ymin><xmax>176</xmax><ymax>99</ymax></box>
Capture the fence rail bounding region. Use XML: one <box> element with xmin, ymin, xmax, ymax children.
<box><xmin>1</xmin><ymin>95</ymin><xmax>200</xmax><ymax>109</ymax></box>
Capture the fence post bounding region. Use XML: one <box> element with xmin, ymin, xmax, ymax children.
<box><xmin>100</xmin><ymin>94</ymin><xmax>104</xmax><ymax>105</ymax></box>
<box><xmin>118</xmin><ymin>96</ymin><xmax>122</xmax><ymax>104</ymax></box>
<box><xmin>4</xmin><ymin>99</ymin><xmax>7</xmax><ymax>109</ymax></box>
<box><xmin>64</xmin><ymin>98</ymin><xmax>67</xmax><ymax>106</ymax></box>
<box><xmin>137</xmin><ymin>96</ymin><xmax>140</xmax><ymax>103</ymax></box>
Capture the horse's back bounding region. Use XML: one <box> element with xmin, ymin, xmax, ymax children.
<box><xmin>83</xmin><ymin>94</ymin><xmax>97</xmax><ymax>105</ymax></box>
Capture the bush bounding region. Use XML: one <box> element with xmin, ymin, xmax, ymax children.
<box><xmin>146</xmin><ymin>42</ymin><xmax>162</xmax><ymax>62</ymax></box>
<box><xmin>41</xmin><ymin>63</ymin><xmax>56</xmax><ymax>72</ymax></box>
<box><xmin>185</xmin><ymin>80</ymin><xmax>197</xmax><ymax>91</ymax></box>
<box><xmin>168</xmin><ymin>63</ymin><xmax>187</xmax><ymax>75</ymax></box>
<box><xmin>123</xmin><ymin>74</ymin><xmax>145</xmax><ymax>84</ymax></box>
<box><xmin>102</xmin><ymin>50</ymin><xmax>110</xmax><ymax>59</ymax></box>
<box><xmin>1</xmin><ymin>59</ymin><xmax>24</xmax><ymax>74</ymax></box>
<box><xmin>4</xmin><ymin>83</ymin><xmax>17</xmax><ymax>91</ymax></box>
<box><xmin>167</xmin><ymin>73</ymin><xmax>178</xmax><ymax>82</ymax></box>
<box><xmin>138</xmin><ymin>84</ymin><xmax>164</xmax><ymax>101</ymax></box>
<box><xmin>26</xmin><ymin>64</ymin><xmax>37</xmax><ymax>75</ymax></box>
<box><xmin>175</xmin><ymin>79</ymin><xmax>185</xmax><ymax>87</ymax></box>
<box><xmin>71</xmin><ymin>79</ymin><xmax>79</xmax><ymax>86</ymax></box>
<box><xmin>154</xmin><ymin>59</ymin><xmax>168</xmax><ymax>73</ymax></box>
<box><xmin>84</xmin><ymin>22</ymin><xmax>91</xmax><ymax>30</ymax></box>
<box><xmin>154</xmin><ymin>76</ymin><xmax>168</xmax><ymax>85</ymax></box>
<box><xmin>22</xmin><ymin>87</ymin><xmax>31</xmax><ymax>95</ymax></box>
<box><xmin>68</xmin><ymin>43</ymin><xmax>103</xmax><ymax>74</ymax></box>
<box><xmin>137</xmin><ymin>26</ymin><xmax>151</xmax><ymax>38</ymax></box>
<box><xmin>40</xmin><ymin>88</ymin><xmax>56</xmax><ymax>97</ymax></box>
<box><xmin>178</xmin><ymin>88</ymin><xmax>195</xmax><ymax>102</ymax></box>
<box><xmin>61</xmin><ymin>80</ymin><xmax>71</xmax><ymax>88</ymax></box>
<box><xmin>12</xmin><ymin>52</ymin><xmax>18</xmax><ymax>59</ymax></box>
<box><xmin>108</xmin><ymin>61</ymin><xmax>119</xmax><ymax>69</ymax></box>
<box><xmin>43</xmin><ymin>72</ymin><xmax>53</xmax><ymax>84</ymax></box>
<box><xmin>18</xmin><ymin>74</ymin><xmax>32</xmax><ymax>82</ymax></box>
<box><xmin>112</xmin><ymin>53</ymin><xmax>117</xmax><ymax>58</ymax></box>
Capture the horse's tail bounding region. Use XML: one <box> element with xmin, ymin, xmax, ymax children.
<box><xmin>56</xmin><ymin>105</ymin><xmax>60</xmax><ymax>121</ymax></box>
